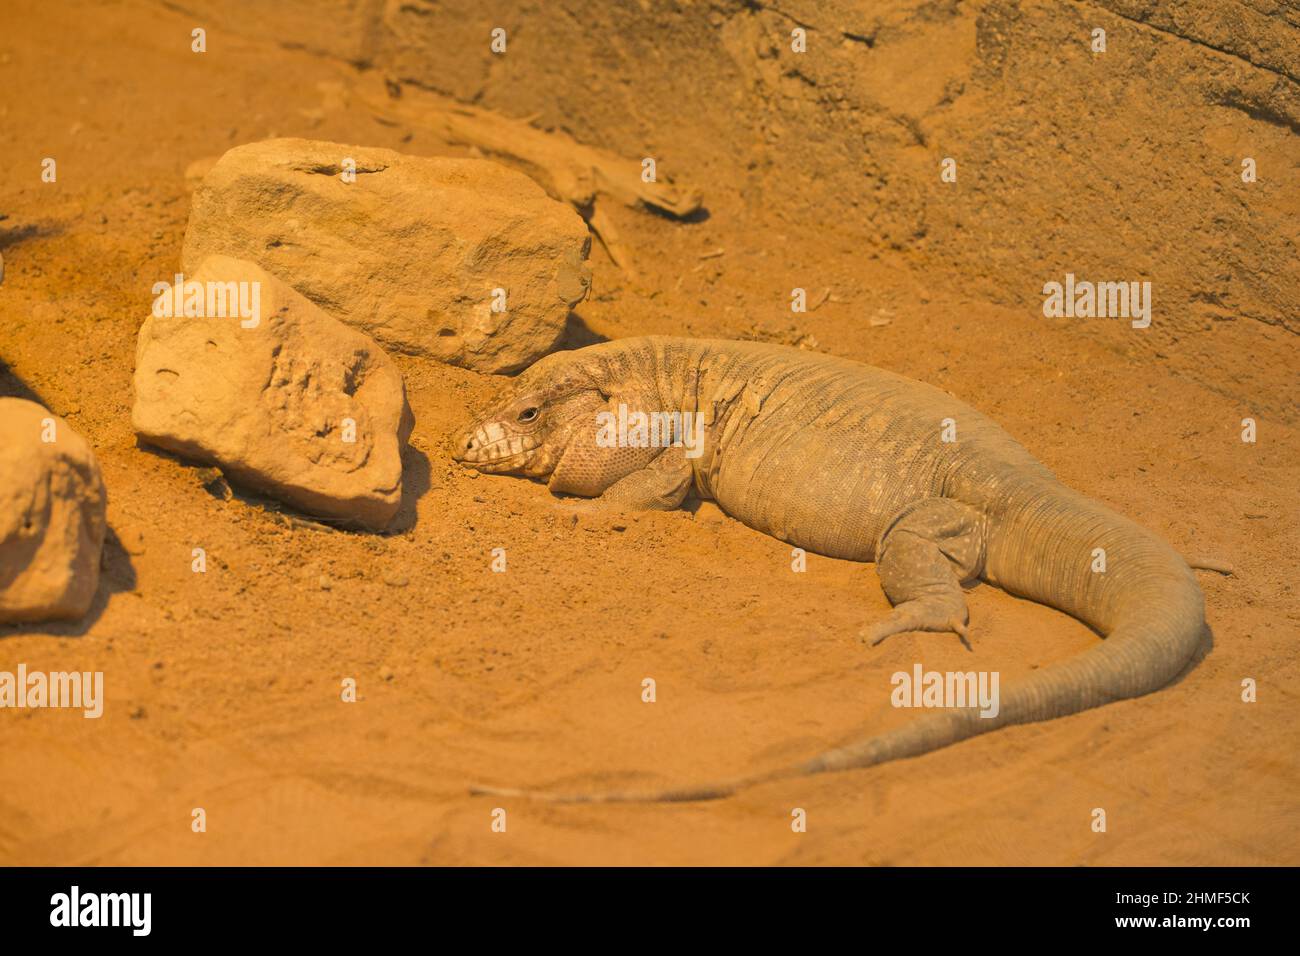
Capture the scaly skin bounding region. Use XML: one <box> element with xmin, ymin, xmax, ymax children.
<box><xmin>452</xmin><ymin>336</ymin><xmax>1207</xmax><ymax>802</ymax></box>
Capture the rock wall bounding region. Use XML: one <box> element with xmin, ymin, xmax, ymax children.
<box><xmin>163</xmin><ymin>0</ymin><xmax>1299</xmax><ymax>407</ymax></box>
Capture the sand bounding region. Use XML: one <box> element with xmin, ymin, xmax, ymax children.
<box><xmin>0</xmin><ymin>0</ymin><xmax>1296</xmax><ymax>865</ymax></box>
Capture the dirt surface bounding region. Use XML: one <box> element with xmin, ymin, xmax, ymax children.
<box><xmin>0</xmin><ymin>0</ymin><xmax>1296</xmax><ymax>865</ymax></box>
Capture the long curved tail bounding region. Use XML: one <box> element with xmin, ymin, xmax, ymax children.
<box><xmin>469</xmin><ymin>479</ymin><xmax>1207</xmax><ymax>803</ymax></box>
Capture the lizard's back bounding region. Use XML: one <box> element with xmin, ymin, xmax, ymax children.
<box><xmin>681</xmin><ymin>339</ymin><xmax>1052</xmax><ymax>561</ymax></box>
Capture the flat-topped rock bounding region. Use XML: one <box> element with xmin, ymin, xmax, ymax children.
<box><xmin>183</xmin><ymin>138</ymin><xmax>592</xmax><ymax>373</ymax></box>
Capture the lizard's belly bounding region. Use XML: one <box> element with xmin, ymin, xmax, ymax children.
<box><xmin>687</xmin><ymin>353</ymin><xmax>978</xmax><ymax>560</ymax></box>
<box><xmin>706</xmin><ymin>430</ymin><xmax>942</xmax><ymax>562</ymax></box>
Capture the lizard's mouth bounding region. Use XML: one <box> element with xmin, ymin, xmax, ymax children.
<box><xmin>452</xmin><ymin>422</ymin><xmax>538</xmax><ymax>471</ymax></box>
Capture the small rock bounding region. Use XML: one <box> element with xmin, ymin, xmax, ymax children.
<box><xmin>379</xmin><ymin>666</ymin><xmax>394</xmax><ymax>681</ymax></box>
<box><xmin>0</xmin><ymin>399</ymin><xmax>107</xmax><ymax>623</ymax></box>
<box><xmin>132</xmin><ymin>256</ymin><xmax>414</xmax><ymax>531</ymax></box>
<box><xmin>319</xmin><ymin>574</ymin><xmax>333</xmax><ymax>591</ymax></box>
<box><xmin>182</xmin><ymin>138</ymin><xmax>592</xmax><ymax>373</ymax></box>
<box><xmin>183</xmin><ymin>155</ymin><xmax>220</xmax><ymax>191</ymax></box>
<box><xmin>383</xmin><ymin>572</ymin><xmax>409</xmax><ymax>588</ymax></box>
<box><xmin>195</xmin><ymin>466</ymin><xmax>232</xmax><ymax>500</ymax></box>
<box><xmin>121</xmin><ymin>528</ymin><xmax>147</xmax><ymax>556</ymax></box>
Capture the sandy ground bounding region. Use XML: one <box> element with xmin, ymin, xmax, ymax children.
<box><xmin>0</xmin><ymin>0</ymin><xmax>1297</xmax><ymax>865</ymax></box>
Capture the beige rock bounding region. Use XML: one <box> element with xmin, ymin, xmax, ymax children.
<box><xmin>183</xmin><ymin>138</ymin><xmax>592</xmax><ymax>373</ymax></box>
<box><xmin>183</xmin><ymin>155</ymin><xmax>219</xmax><ymax>192</ymax></box>
<box><xmin>0</xmin><ymin>400</ymin><xmax>107</xmax><ymax>623</ymax></box>
<box><xmin>132</xmin><ymin>255</ymin><xmax>414</xmax><ymax>531</ymax></box>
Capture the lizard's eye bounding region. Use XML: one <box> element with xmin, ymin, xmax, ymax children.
<box><xmin>517</xmin><ymin>407</ymin><xmax>539</xmax><ymax>423</ymax></box>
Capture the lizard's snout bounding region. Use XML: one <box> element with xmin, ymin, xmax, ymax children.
<box><xmin>452</xmin><ymin>421</ymin><xmax>528</xmax><ymax>467</ymax></box>
<box><xmin>452</xmin><ymin>430</ymin><xmax>477</xmax><ymax>462</ymax></box>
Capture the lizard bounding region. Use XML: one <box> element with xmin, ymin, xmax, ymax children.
<box><xmin>451</xmin><ymin>336</ymin><xmax>1207</xmax><ymax>802</ymax></box>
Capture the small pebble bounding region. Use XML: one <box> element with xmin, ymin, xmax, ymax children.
<box><xmin>318</xmin><ymin>574</ymin><xmax>332</xmax><ymax>590</ymax></box>
<box><xmin>122</xmin><ymin>529</ymin><xmax>146</xmax><ymax>556</ymax></box>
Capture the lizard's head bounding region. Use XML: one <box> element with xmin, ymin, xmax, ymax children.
<box><xmin>451</xmin><ymin>351</ymin><xmax>605</xmax><ymax>479</ymax></box>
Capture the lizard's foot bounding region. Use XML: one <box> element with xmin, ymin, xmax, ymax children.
<box><xmin>861</xmin><ymin>595</ymin><xmax>972</xmax><ymax>650</ymax></box>
<box><xmin>864</xmin><ymin>498</ymin><xmax>986</xmax><ymax>652</ymax></box>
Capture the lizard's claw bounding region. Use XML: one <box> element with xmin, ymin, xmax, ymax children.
<box><xmin>861</xmin><ymin>597</ymin><xmax>973</xmax><ymax>651</ymax></box>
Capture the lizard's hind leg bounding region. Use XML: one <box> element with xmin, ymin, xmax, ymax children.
<box><xmin>862</xmin><ymin>498</ymin><xmax>987</xmax><ymax>650</ymax></box>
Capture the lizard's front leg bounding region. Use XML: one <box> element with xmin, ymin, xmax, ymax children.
<box><xmin>554</xmin><ymin>445</ymin><xmax>693</xmax><ymax>512</ymax></box>
<box><xmin>546</xmin><ymin>394</ymin><xmax>694</xmax><ymax>511</ymax></box>
<box><xmin>595</xmin><ymin>446</ymin><xmax>693</xmax><ymax>510</ymax></box>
